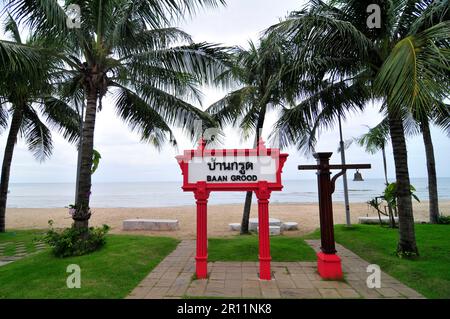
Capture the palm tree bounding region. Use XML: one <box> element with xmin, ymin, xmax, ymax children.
<box><xmin>269</xmin><ymin>0</ymin><xmax>450</xmax><ymax>255</ymax></box>
<box><xmin>356</xmin><ymin>119</ymin><xmax>390</xmax><ymax>185</ymax></box>
<box><xmin>5</xmin><ymin>0</ymin><xmax>229</xmax><ymax>230</ymax></box>
<box><xmin>413</xmin><ymin>103</ymin><xmax>450</xmax><ymax>223</ymax></box>
<box><xmin>355</xmin><ymin>119</ymin><xmax>398</xmax><ymax>226</ymax></box>
<box><xmin>420</xmin><ymin>117</ymin><xmax>439</xmax><ymax>223</ymax></box>
<box><xmin>0</xmin><ymin>16</ymin><xmax>79</xmax><ymax>232</ymax></box>
<box><xmin>358</xmin><ymin>107</ymin><xmax>450</xmax><ymax>224</ymax></box>
<box><xmin>206</xmin><ymin>38</ymin><xmax>289</xmax><ymax>234</ymax></box>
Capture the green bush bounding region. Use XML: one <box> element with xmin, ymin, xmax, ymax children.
<box><xmin>44</xmin><ymin>221</ymin><xmax>110</xmax><ymax>257</ymax></box>
<box><xmin>437</xmin><ymin>215</ymin><xmax>450</xmax><ymax>225</ymax></box>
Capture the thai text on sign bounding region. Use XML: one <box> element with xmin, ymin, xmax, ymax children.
<box><xmin>188</xmin><ymin>155</ymin><xmax>277</xmax><ymax>184</ymax></box>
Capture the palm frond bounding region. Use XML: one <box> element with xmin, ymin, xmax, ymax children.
<box><xmin>3</xmin><ymin>0</ymin><xmax>68</xmax><ymax>36</ymax></box>
<box><xmin>20</xmin><ymin>105</ymin><xmax>53</xmax><ymax>161</ymax></box>
<box><xmin>356</xmin><ymin>118</ymin><xmax>390</xmax><ymax>154</ymax></box>
<box><xmin>112</xmin><ymin>84</ymin><xmax>177</xmax><ymax>149</ymax></box>
<box><xmin>4</xmin><ymin>12</ymin><xmax>22</xmax><ymax>43</ymax></box>
<box><xmin>0</xmin><ymin>100</ymin><xmax>10</xmax><ymax>132</ymax></box>
<box><xmin>408</xmin><ymin>0</ymin><xmax>450</xmax><ymax>34</ymax></box>
<box><xmin>103</xmin><ymin>0</ymin><xmax>225</xmax><ymax>32</ymax></box>
<box><xmin>205</xmin><ymin>86</ymin><xmax>257</xmax><ymax>127</ymax></box>
<box><xmin>117</xmin><ymin>62</ymin><xmax>203</xmax><ymax>105</ymax></box>
<box><xmin>112</xmin><ymin>80</ymin><xmax>218</xmax><ymax>146</ymax></box>
<box><xmin>127</xmin><ymin>42</ymin><xmax>232</xmax><ymax>85</ymax></box>
<box><xmin>111</xmin><ymin>27</ymin><xmax>193</xmax><ymax>56</ymax></box>
<box><xmin>267</xmin><ymin>8</ymin><xmax>375</xmax><ymax>67</ymax></box>
<box><xmin>430</xmin><ymin>100</ymin><xmax>450</xmax><ymax>136</ymax></box>
<box><xmin>392</xmin><ymin>0</ymin><xmax>420</xmax><ymax>37</ymax></box>
<box><xmin>41</xmin><ymin>96</ymin><xmax>80</xmax><ymax>144</ymax></box>
<box><xmin>120</xmin><ymin>81</ymin><xmax>216</xmax><ymax>132</ymax></box>
<box><xmin>0</xmin><ymin>39</ymin><xmax>42</xmax><ymax>72</ymax></box>
<box><xmin>375</xmin><ymin>22</ymin><xmax>450</xmax><ymax>119</ymax></box>
<box><xmin>273</xmin><ymin>78</ymin><xmax>369</xmax><ymax>154</ymax></box>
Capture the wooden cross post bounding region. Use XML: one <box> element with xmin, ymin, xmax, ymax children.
<box><xmin>298</xmin><ymin>152</ymin><xmax>371</xmax><ymax>280</ymax></box>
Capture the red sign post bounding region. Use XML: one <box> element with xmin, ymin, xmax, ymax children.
<box><xmin>176</xmin><ymin>139</ymin><xmax>288</xmax><ymax>280</ymax></box>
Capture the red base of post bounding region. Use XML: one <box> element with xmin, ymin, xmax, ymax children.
<box><xmin>196</xmin><ymin>256</ymin><xmax>208</xmax><ymax>279</ymax></box>
<box><xmin>259</xmin><ymin>256</ymin><xmax>272</xmax><ymax>280</ymax></box>
<box><xmin>317</xmin><ymin>252</ymin><xmax>343</xmax><ymax>280</ymax></box>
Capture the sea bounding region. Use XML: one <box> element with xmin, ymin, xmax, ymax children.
<box><xmin>6</xmin><ymin>178</ymin><xmax>450</xmax><ymax>208</ymax></box>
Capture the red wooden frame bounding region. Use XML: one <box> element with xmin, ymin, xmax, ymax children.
<box><xmin>176</xmin><ymin>139</ymin><xmax>288</xmax><ymax>280</ymax></box>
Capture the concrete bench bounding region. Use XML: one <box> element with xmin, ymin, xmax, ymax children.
<box><xmin>281</xmin><ymin>222</ymin><xmax>299</xmax><ymax>231</ymax></box>
<box><xmin>249</xmin><ymin>218</ymin><xmax>281</xmax><ymax>231</ymax></box>
<box><xmin>257</xmin><ymin>225</ymin><xmax>282</xmax><ymax>236</ymax></box>
<box><xmin>228</xmin><ymin>223</ymin><xmax>241</xmax><ymax>231</ymax></box>
<box><xmin>358</xmin><ymin>216</ymin><xmax>398</xmax><ymax>225</ymax></box>
<box><xmin>122</xmin><ymin>219</ymin><xmax>179</xmax><ymax>231</ymax></box>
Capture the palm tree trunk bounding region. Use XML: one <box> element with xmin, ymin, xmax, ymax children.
<box><xmin>0</xmin><ymin>108</ymin><xmax>23</xmax><ymax>232</ymax></box>
<box><xmin>73</xmin><ymin>88</ymin><xmax>97</xmax><ymax>229</ymax></box>
<box><xmin>387</xmin><ymin>109</ymin><xmax>418</xmax><ymax>255</ymax></box>
<box><xmin>420</xmin><ymin>118</ymin><xmax>439</xmax><ymax>224</ymax></box>
<box><xmin>240</xmin><ymin>191</ymin><xmax>253</xmax><ymax>234</ymax></box>
<box><xmin>381</xmin><ymin>146</ymin><xmax>396</xmax><ymax>226</ymax></box>
<box><xmin>240</xmin><ymin>104</ymin><xmax>267</xmax><ymax>235</ymax></box>
<box><xmin>382</xmin><ymin>146</ymin><xmax>388</xmax><ymax>186</ymax></box>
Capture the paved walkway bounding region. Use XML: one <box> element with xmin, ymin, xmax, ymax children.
<box><xmin>127</xmin><ymin>240</ymin><xmax>424</xmax><ymax>299</ymax></box>
<box><xmin>0</xmin><ymin>241</ymin><xmax>46</xmax><ymax>266</ymax></box>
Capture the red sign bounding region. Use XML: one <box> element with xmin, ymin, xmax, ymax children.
<box><xmin>176</xmin><ymin>139</ymin><xmax>287</xmax><ymax>192</ymax></box>
<box><xmin>176</xmin><ymin>139</ymin><xmax>288</xmax><ymax>280</ymax></box>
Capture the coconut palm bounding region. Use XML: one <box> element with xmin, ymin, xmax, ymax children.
<box><xmin>269</xmin><ymin>0</ymin><xmax>450</xmax><ymax>255</ymax></box>
<box><xmin>0</xmin><ymin>16</ymin><xmax>80</xmax><ymax>232</ymax></box>
<box><xmin>412</xmin><ymin>102</ymin><xmax>450</xmax><ymax>223</ymax></box>
<box><xmin>356</xmin><ymin>104</ymin><xmax>449</xmax><ymax>224</ymax></box>
<box><xmin>4</xmin><ymin>0</ymin><xmax>230</xmax><ymax>229</ymax></box>
<box><xmin>206</xmin><ymin>38</ymin><xmax>290</xmax><ymax>234</ymax></box>
<box><xmin>354</xmin><ymin>118</ymin><xmax>398</xmax><ymax>226</ymax></box>
<box><xmin>356</xmin><ymin>119</ymin><xmax>390</xmax><ymax>185</ymax></box>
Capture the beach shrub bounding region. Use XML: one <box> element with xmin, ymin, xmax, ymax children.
<box><xmin>44</xmin><ymin>220</ymin><xmax>110</xmax><ymax>257</ymax></box>
<box><xmin>437</xmin><ymin>215</ymin><xmax>450</xmax><ymax>225</ymax></box>
<box><xmin>383</xmin><ymin>182</ymin><xmax>420</xmax><ymax>208</ymax></box>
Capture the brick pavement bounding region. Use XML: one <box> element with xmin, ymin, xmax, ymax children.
<box><xmin>127</xmin><ymin>239</ymin><xmax>424</xmax><ymax>299</ymax></box>
<box><xmin>0</xmin><ymin>241</ymin><xmax>46</xmax><ymax>266</ymax></box>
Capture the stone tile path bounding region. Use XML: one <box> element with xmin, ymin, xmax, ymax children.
<box><xmin>0</xmin><ymin>241</ymin><xmax>46</xmax><ymax>266</ymax></box>
<box><xmin>128</xmin><ymin>239</ymin><xmax>424</xmax><ymax>299</ymax></box>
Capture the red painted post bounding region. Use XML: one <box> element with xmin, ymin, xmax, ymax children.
<box><xmin>194</xmin><ymin>181</ymin><xmax>209</xmax><ymax>279</ymax></box>
<box><xmin>299</xmin><ymin>154</ymin><xmax>370</xmax><ymax>280</ymax></box>
<box><xmin>313</xmin><ymin>153</ymin><xmax>343</xmax><ymax>280</ymax></box>
<box><xmin>314</xmin><ymin>153</ymin><xmax>337</xmax><ymax>254</ymax></box>
<box><xmin>256</xmin><ymin>181</ymin><xmax>272</xmax><ymax>280</ymax></box>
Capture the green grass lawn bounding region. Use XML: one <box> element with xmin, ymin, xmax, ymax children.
<box><xmin>0</xmin><ymin>229</ymin><xmax>46</xmax><ymax>255</ymax></box>
<box><xmin>2</xmin><ymin>225</ymin><xmax>448</xmax><ymax>299</ymax></box>
<box><xmin>0</xmin><ymin>232</ymin><xmax>178</xmax><ymax>299</ymax></box>
<box><xmin>208</xmin><ymin>235</ymin><xmax>316</xmax><ymax>261</ymax></box>
<box><xmin>307</xmin><ymin>224</ymin><xmax>450</xmax><ymax>299</ymax></box>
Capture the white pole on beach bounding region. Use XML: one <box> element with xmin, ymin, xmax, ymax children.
<box><xmin>338</xmin><ymin>114</ymin><xmax>351</xmax><ymax>226</ymax></box>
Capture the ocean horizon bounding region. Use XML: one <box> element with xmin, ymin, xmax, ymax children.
<box><xmin>6</xmin><ymin>177</ymin><xmax>450</xmax><ymax>208</ymax></box>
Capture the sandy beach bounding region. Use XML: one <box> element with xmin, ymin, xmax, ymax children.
<box><xmin>5</xmin><ymin>200</ymin><xmax>448</xmax><ymax>238</ymax></box>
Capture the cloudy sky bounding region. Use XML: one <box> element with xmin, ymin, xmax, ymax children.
<box><xmin>2</xmin><ymin>0</ymin><xmax>449</xmax><ymax>184</ymax></box>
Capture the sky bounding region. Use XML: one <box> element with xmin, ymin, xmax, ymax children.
<box><xmin>1</xmin><ymin>0</ymin><xmax>449</xmax><ymax>184</ymax></box>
